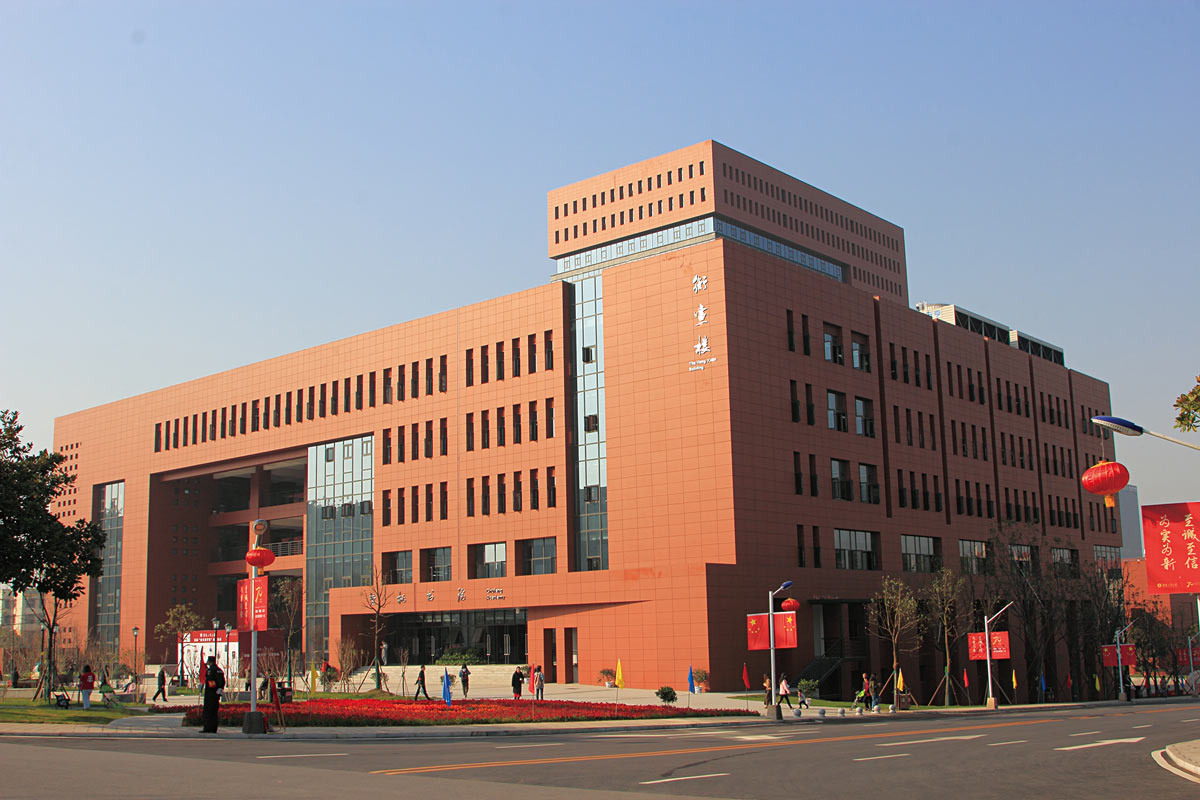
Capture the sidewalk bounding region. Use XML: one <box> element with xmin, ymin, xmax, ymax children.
<box><xmin>4</xmin><ymin>684</ymin><xmax>1198</xmax><ymax>778</ymax></box>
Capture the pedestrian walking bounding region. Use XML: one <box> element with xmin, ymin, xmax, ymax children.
<box><xmin>796</xmin><ymin>682</ymin><xmax>811</xmax><ymax>709</ymax></box>
<box><xmin>380</xmin><ymin>641</ymin><xmax>388</xmax><ymax>667</ymax></box>
<box><xmin>512</xmin><ymin>666</ymin><xmax>525</xmax><ymax>700</ymax></box>
<box><xmin>869</xmin><ymin>673</ymin><xmax>880</xmax><ymax>710</ymax></box>
<box><xmin>852</xmin><ymin>672</ymin><xmax>870</xmax><ymax>709</ymax></box>
<box><xmin>458</xmin><ymin>663</ymin><xmax>471</xmax><ymax>698</ymax></box>
<box><xmin>762</xmin><ymin>673</ymin><xmax>772</xmax><ymax>706</ymax></box>
<box><xmin>201</xmin><ymin>656</ymin><xmax>225</xmax><ymax>733</ymax></box>
<box><xmin>777</xmin><ymin>673</ymin><xmax>794</xmax><ymax>708</ymax></box>
<box><xmin>78</xmin><ymin>665</ymin><xmax>95</xmax><ymax>710</ymax></box>
<box><xmin>414</xmin><ymin>665</ymin><xmax>430</xmax><ymax>700</ymax></box>
<box><xmin>152</xmin><ymin>667</ymin><xmax>167</xmax><ymax>702</ymax></box>
<box><xmin>534</xmin><ymin>665</ymin><xmax>545</xmax><ymax>700</ymax></box>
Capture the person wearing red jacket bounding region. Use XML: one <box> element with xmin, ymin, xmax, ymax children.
<box><xmin>78</xmin><ymin>665</ymin><xmax>96</xmax><ymax>709</ymax></box>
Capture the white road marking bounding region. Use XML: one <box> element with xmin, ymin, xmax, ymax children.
<box><xmin>1183</xmin><ymin>718</ymin><xmax>1200</xmax><ymax>723</ymax></box>
<box><xmin>877</xmin><ymin>734</ymin><xmax>984</xmax><ymax>747</ymax></box>
<box><xmin>735</xmin><ymin>735</ymin><xmax>781</xmax><ymax>741</ymax></box>
<box><xmin>987</xmin><ymin>740</ymin><xmax>1026</xmax><ymax>747</ymax></box>
<box><xmin>1069</xmin><ymin>730</ymin><xmax>1102</xmax><ymax>736</ymax></box>
<box><xmin>592</xmin><ymin>729</ymin><xmax>740</xmax><ymax>739</ymax></box>
<box><xmin>256</xmin><ymin>753</ymin><xmax>348</xmax><ymax>759</ymax></box>
<box><xmin>1056</xmin><ymin>737</ymin><xmax>1145</xmax><ymax>751</ymax></box>
<box><xmin>854</xmin><ymin>753</ymin><xmax>910</xmax><ymax>761</ymax></box>
<box><xmin>1152</xmin><ymin>748</ymin><xmax>1200</xmax><ymax>785</ymax></box>
<box><xmin>1133</xmin><ymin>724</ymin><xmax>1152</xmax><ymax>729</ymax></box>
<box><xmin>495</xmin><ymin>743</ymin><xmax>564</xmax><ymax>749</ymax></box>
<box><xmin>640</xmin><ymin>773</ymin><xmax>730</xmax><ymax>784</ymax></box>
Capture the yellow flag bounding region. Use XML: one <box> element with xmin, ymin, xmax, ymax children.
<box><xmin>615</xmin><ymin>659</ymin><xmax>625</xmax><ymax>688</ymax></box>
<box><xmin>1011</xmin><ymin>669</ymin><xmax>1017</xmax><ymax>689</ymax></box>
<box><xmin>1094</xmin><ymin>674</ymin><xmax>1100</xmax><ymax>692</ymax></box>
<box><xmin>896</xmin><ymin>669</ymin><xmax>904</xmax><ymax>692</ymax></box>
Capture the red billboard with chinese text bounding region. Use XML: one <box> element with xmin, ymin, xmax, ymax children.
<box><xmin>746</xmin><ymin>612</ymin><xmax>797</xmax><ymax>650</ymax></box>
<box><xmin>967</xmin><ymin>631</ymin><xmax>1010</xmax><ymax>660</ymax></box>
<box><xmin>1142</xmin><ymin>502</ymin><xmax>1200</xmax><ymax>594</ymax></box>
<box><xmin>237</xmin><ymin>576</ymin><xmax>269</xmax><ymax>631</ymax></box>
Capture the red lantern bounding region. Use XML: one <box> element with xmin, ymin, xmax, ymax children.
<box><xmin>245</xmin><ymin>547</ymin><xmax>276</xmax><ymax>569</ymax></box>
<box><xmin>781</xmin><ymin>597</ymin><xmax>800</xmax><ymax>612</ymax></box>
<box><xmin>1080</xmin><ymin>460</ymin><xmax>1129</xmax><ymax>508</ymax></box>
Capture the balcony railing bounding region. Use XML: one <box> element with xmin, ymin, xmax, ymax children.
<box><xmin>265</xmin><ymin>538</ymin><xmax>303</xmax><ymax>557</ymax></box>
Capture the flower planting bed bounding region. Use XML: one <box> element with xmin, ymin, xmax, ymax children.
<box><xmin>178</xmin><ymin>698</ymin><xmax>757</xmax><ymax>727</ymax></box>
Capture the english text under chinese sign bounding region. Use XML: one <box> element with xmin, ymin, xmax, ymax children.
<box><xmin>1141</xmin><ymin>502</ymin><xmax>1200</xmax><ymax>594</ymax></box>
<box><xmin>967</xmin><ymin>631</ymin><xmax>1010</xmax><ymax>660</ymax></box>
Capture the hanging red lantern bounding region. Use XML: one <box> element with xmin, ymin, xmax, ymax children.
<box><xmin>780</xmin><ymin>597</ymin><xmax>800</xmax><ymax>612</ymax></box>
<box><xmin>245</xmin><ymin>547</ymin><xmax>276</xmax><ymax>569</ymax></box>
<box><xmin>1080</xmin><ymin>460</ymin><xmax>1129</xmax><ymax>508</ymax></box>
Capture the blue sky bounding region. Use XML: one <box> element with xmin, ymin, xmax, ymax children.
<box><xmin>2</xmin><ymin>1</ymin><xmax>1197</xmax><ymax>506</ymax></box>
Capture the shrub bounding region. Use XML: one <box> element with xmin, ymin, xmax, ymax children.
<box><xmin>796</xmin><ymin>679</ymin><xmax>819</xmax><ymax>697</ymax></box>
<box><xmin>692</xmin><ymin>668</ymin><xmax>708</xmax><ymax>685</ymax></box>
<box><xmin>434</xmin><ymin>647</ymin><xmax>486</xmax><ymax>666</ymax></box>
<box><xmin>598</xmin><ymin>668</ymin><xmax>616</xmax><ymax>684</ymax></box>
<box><xmin>655</xmin><ymin>686</ymin><xmax>678</xmax><ymax>704</ymax></box>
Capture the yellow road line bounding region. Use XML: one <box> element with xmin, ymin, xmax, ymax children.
<box><xmin>371</xmin><ymin>718</ymin><xmax>1055</xmax><ymax>775</ymax></box>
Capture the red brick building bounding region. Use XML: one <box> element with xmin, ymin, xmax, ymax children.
<box><xmin>52</xmin><ymin>141</ymin><xmax>1122</xmax><ymax>697</ymax></box>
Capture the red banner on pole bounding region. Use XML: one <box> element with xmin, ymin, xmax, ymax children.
<box><xmin>1176</xmin><ymin>645</ymin><xmax>1200</xmax><ymax>665</ymax></box>
<box><xmin>1141</xmin><ymin>502</ymin><xmax>1200</xmax><ymax>594</ymax></box>
<box><xmin>237</xmin><ymin>576</ymin><xmax>269</xmax><ymax>631</ymax></box>
<box><xmin>967</xmin><ymin>631</ymin><xmax>1010</xmax><ymax>660</ymax></box>
<box><xmin>1101</xmin><ymin>643</ymin><xmax>1136</xmax><ymax>667</ymax></box>
<box><xmin>746</xmin><ymin>612</ymin><xmax>797</xmax><ymax>650</ymax></box>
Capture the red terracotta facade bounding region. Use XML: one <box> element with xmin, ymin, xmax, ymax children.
<box><xmin>53</xmin><ymin>141</ymin><xmax>1121</xmax><ymax>697</ymax></box>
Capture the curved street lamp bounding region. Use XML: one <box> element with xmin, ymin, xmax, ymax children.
<box><xmin>768</xmin><ymin>580</ymin><xmax>793</xmax><ymax>719</ymax></box>
<box><xmin>131</xmin><ymin>626</ymin><xmax>140</xmax><ymax>703</ymax></box>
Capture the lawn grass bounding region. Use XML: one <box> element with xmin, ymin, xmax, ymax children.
<box><xmin>0</xmin><ymin>697</ymin><xmax>147</xmax><ymax>724</ymax></box>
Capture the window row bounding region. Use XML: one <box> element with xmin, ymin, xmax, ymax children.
<box><xmin>464</xmin><ymin>332</ymin><xmax>553</xmax><ymax>387</ymax></box>
<box><xmin>949</xmin><ymin>419</ymin><xmax>989</xmax><ymax>461</ymax></box>
<box><xmin>555</xmin><ymin>190</ymin><xmax>707</xmax><ymax>244</ymax></box>
<box><xmin>1044</xmin><ymin>494</ymin><xmax>1081</xmax><ymax>531</ymax></box>
<box><xmin>889</xmin><ymin>343</ymin><xmax>933</xmax><ymax>389</ymax></box>
<box><xmin>153</xmin><ymin>357</ymin><xmax>449</xmax><ymax>454</ymax></box>
<box><xmin>464</xmin><ymin>467</ymin><xmax>557</xmax><ymax>517</ymax></box>
<box><xmin>997</xmin><ymin>432</ymin><xmax>1034</xmax><ymax>471</ymax></box>
<box><xmin>380</xmin><ymin>537</ymin><xmax>559</xmax><ymax>584</ymax></box>
<box><xmin>556</xmin><ymin>161</ymin><xmax>704</xmax><ymax>219</ymax></box>
<box><xmin>464</xmin><ymin>399</ymin><xmax>555</xmax><ymax>451</ymax></box>
<box><xmin>721</xmin><ymin>161</ymin><xmax>902</xmax><ymax>257</ymax></box>
<box><xmin>381</xmin><ymin>419</ymin><xmax>448</xmax><ymax>465</ymax></box>
<box><xmin>893</xmin><ymin>405</ymin><xmax>937</xmax><ymax>450</ymax></box>
<box><xmin>895</xmin><ymin>470</ymin><xmax>944</xmax><ymax>513</ymax></box>
<box><xmin>378</xmin><ymin>483</ymin><xmax>448</xmax><ymax>526</ymax></box>
<box><xmin>945</xmin><ymin>361</ymin><xmax>986</xmax><ymax>404</ymax></box>
<box><xmin>1080</xmin><ymin>404</ymin><xmax>1113</xmax><ymax>440</ymax></box>
<box><xmin>1087</xmin><ymin>499</ymin><xmax>1118</xmax><ymax>534</ymax></box>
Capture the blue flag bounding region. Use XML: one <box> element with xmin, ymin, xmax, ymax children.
<box><xmin>1040</xmin><ymin>672</ymin><xmax>1046</xmax><ymax>692</ymax></box>
<box><xmin>443</xmin><ymin>667</ymin><xmax>452</xmax><ymax>707</ymax></box>
<box><xmin>688</xmin><ymin>665</ymin><xmax>695</xmax><ymax>694</ymax></box>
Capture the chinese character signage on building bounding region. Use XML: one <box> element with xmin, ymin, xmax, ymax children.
<box><xmin>967</xmin><ymin>631</ymin><xmax>1011</xmax><ymax>660</ymax></box>
<box><xmin>687</xmin><ymin>274</ymin><xmax>719</xmax><ymax>372</ymax></box>
<box><xmin>746</xmin><ymin>612</ymin><xmax>797</xmax><ymax>650</ymax></box>
<box><xmin>237</xmin><ymin>576</ymin><xmax>269</xmax><ymax>631</ymax></box>
<box><xmin>1141</xmin><ymin>502</ymin><xmax>1200</xmax><ymax>594</ymax></box>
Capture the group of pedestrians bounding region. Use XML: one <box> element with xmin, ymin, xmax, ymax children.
<box><xmin>852</xmin><ymin>672</ymin><xmax>881</xmax><ymax>710</ymax></box>
<box><xmin>762</xmin><ymin>672</ymin><xmax>810</xmax><ymax>709</ymax></box>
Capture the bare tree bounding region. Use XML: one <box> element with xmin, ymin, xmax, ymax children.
<box><xmin>361</xmin><ymin>565</ymin><xmax>391</xmax><ymax>691</ymax></box>
<box><xmin>871</xmin><ymin>575</ymin><xmax>922</xmax><ymax>701</ymax></box>
<box><xmin>335</xmin><ymin>637</ymin><xmax>363</xmax><ymax>693</ymax></box>
<box><xmin>269</xmin><ymin>577</ymin><xmax>304</xmax><ymax>682</ymax></box>
<box><xmin>153</xmin><ymin>602</ymin><xmax>205</xmax><ymax>663</ymax></box>
<box><xmin>924</xmin><ymin>567</ymin><xmax>967</xmax><ymax>705</ymax></box>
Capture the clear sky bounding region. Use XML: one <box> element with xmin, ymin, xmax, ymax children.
<box><xmin>2</xmin><ymin>1</ymin><xmax>1197</xmax><ymax>507</ymax></box>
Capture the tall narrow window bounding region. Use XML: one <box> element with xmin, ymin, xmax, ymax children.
<box><xmin>439</xmin><ymin>481</ymin><xmax>448</xmax><ymax>520</ymax></box>
<box><xmin>383</xmin><ymin>428</ymin><xmax>392</xmax><ymax>465</ymax></box>
<box><xmin>439</xmin><ymin>417</ymin><xmax>448</xmax><ymax>456</ymax></box>
<box><xmin>513</xmin><ymin>337</ymin><xmax>521</xmax><ymax>377</ymax></box>
<box><xmin>481</xmin><ymin>345</ymin><xmax>490</xmax><ymax>384</ymax></box>
<box><xmin>398</xmin><ymin>425</ymin><xmax>406</xmax><ymax>462</ymax></box>
<box><xmin>466</xmin><ymin>413</ymin><xmax>474</xmax><ymax>451</ymax></box>
<box><xmin>547</xmin><ymin>467</ymin><xmax>557</xmax><ymax>507</ymax></box>
<box><xmin>545</xmin><ymin>330</ymin><xmax>554</xmax><ymax>370</ymax></box>
<box><xmin>528</xmin><ymin>333</ymin><xmax>538</xmax><ymax>374</ymax></box>
<box><xmin>496</xmin><ymin>341</ymin><xmax>505</xmax><ymax>380</ymax></box>
<box><xmin>398</xmin><ymin>364</ymin><xmax>406</xmax><ymax>401</ymax></box>
<box><xmin>411</xmin><ymin>361</ymin><xmax>419</xmax><ymax>399</ymax></box>
<box><xmin>513</xmin><ymin>404</ymin><xmax>522</xmax><ymax>444</ymax></box>
<box><xmin>529</xmin><ymin>401</ymin><xmax>539</xmax><ymax>441</ymax></box>
<box><xmin>482</xmin><ymin>410</ymin><xmax>490</xmax><ymax>449</ymax></box>
<box><xmin>466</xmin><ymin>478</ymin><xmax>475</xmax><ymax>517</ymax></box>
<box><xmin>439</xmin><ymin>355</ymin><xmax>447</xmax><ymax>392</ymax></box>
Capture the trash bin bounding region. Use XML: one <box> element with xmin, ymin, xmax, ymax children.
<box><xmin>277</xmin><ymin>687</ymin><xmax>293</xmax><ymax>703</ymax></box>
<box><xmin>897</xmin><ymin>692</ymin><xmax>915</xmax><ymax>710</ymax></box>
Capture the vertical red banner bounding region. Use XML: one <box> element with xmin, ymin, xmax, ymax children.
<box><xmin>1142</xmin><ymin>502</ymin><xmax>1200</xmax><ymax>594</ymax></box>
<box><xmin>252</xmin><ymin>575</ymin><xmax>269</xmax><ymax>631</ymax></box>
<box><xmin>237</xmin><ymin>579</ymin><xmax>251</xmax><ymax>629</ymax></box>
<box><xmin>237</xmin><ymin>576</ymin><xmax>269</xmax><ymax>630</ymax></box>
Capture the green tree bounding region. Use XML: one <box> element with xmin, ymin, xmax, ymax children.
<box><xmin>153</xmin><ymin>602</ymin><xmax>206</xmax><ymax>662</ymax></box>
<box><xmin>1175</xmin><ymin>375</ymin><xmax>1200</xmax><ymax>432</ymax></box>
<box><xmin>0</xmin><ymin>410</ymin><xmax>106</xmax><ymax>700</ymax></box>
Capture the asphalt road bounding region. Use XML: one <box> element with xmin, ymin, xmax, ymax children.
<box><xmin>3</xmin><ymin>704</ymin><xmax>1199</xmax><ymax>799</ymax></box>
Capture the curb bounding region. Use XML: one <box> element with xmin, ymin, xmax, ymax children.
<box><xmin>1163</xmin><ymin>745</ymin><xmax>1200</xmax><ymax>779</ymax></box>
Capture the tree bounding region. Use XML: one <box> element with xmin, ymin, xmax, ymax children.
<box><xmin>0</xmin><ymin>410</ymin><xmax>105</xmax><ymax>594</ymax></box>
<box><xmin>270</xmin><ymin>577</ymin><xmax>304</xmax><ymax>681</ymax></box>
<box><xmin>153</xmin><ymin>602</ymin><xmax>205</xmax><ymax>662</ymax></box>
<box><xmin>871</xmin><ymin>575</ymin><xmax>922</xmax><ymax>700</ymax></box>
<box><xmin>361</xmin><ymin>566</ymin><xmax>391</xmax><ymax>690</ymax></box>
<box><xmin>1174</xmin><ymin>374</ymin><xmax>1200</xmax><ymax>432</ymax></box>
<box><xmin>923</xmin><ymin>567</ymin><xmax>967</xmax><ymax>705</ymax></box>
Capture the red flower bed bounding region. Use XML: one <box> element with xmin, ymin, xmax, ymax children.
<box><xmin>178</xmin><ymin>698</ymin><xmax>756</xmax><ymax>727</ymax></box>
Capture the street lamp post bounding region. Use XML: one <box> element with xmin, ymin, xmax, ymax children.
<box><xmin>132</xmin><ymin>626</ymin><xmax>139</xmax><ymax>703</ymax></box>
<box><xmin>1092</xmin><ymin>414</ymin><xmax>1200</xmax><ymax>674</ymax></box>
<box><xmin>984</xmin><ymin>602</ymin><xmax>1013</xmax><ymax>710</ymax></box>
<box><xmin>211</xmin><ymin>617</ymin><xmax>220</xmax><ymax>676</ymax></box>
<box><xmin>1115</xmin><ymin>621</ymin><xmax>1134</xmax><ymax>701</ymax></box>
<box><xmin>768</xmin><ymin>580</ymin><xmax>793</xmax><ymax>720</ymax></box>
<box><xmin>225</xmin><ymin>623</ymin><xmax>233</xmax><ymax>684</ymax></box>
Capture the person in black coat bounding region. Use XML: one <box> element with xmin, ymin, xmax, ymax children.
<box><xmin>511</xmin><ymin>667</ymin><xmax>525</xmax><ymax>700</ymax></box>
<box><xmin>201</xmin><ymin>656</ymin><xmax>225</xmax><ymax>733</ymax></box>
<box><xmin>414</xmin><ymin>665</ymin><xmax>430</xmax><ymax>700</ymax></box>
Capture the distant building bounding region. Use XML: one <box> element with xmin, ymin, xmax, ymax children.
<box><xmin>52</xmin><ymin>141</ymin><xmax>1121</xmax><ymax>698</ymax></box>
